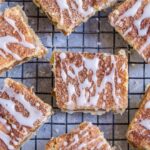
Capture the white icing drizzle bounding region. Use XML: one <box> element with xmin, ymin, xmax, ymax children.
<box><xmin>63</xmin><ymin>141</ymin><xmax>68</xmax><ymax>146</ymax></box>
<box><xmin>0</xmin><ymin>117</ymin><xmax>22</xmax><ymax>147</ymax></box>
<box><xmin>0</xmin><ymin>16</ymin><xmax>35</xmax><ymax>60</ymax></box>
<box><xmin>55</xmin><ymin>0</ymin><xmax>95</xmax><ymax>25</ymax></box>
<box><xmin>140</xmin><ymin>36</ymin><xmax>150</xmax><ymax>53</ymax></box>
<box><xmin>145</xmin><ymin>101</ymin><xmax>150</xmax><ymax>109</ymax></box>
<box><xmin>68</xmin><ymin>64</ymin><xmax>83</xmax><ymax>79</ymax></box>
<box><xmin>11</xmin><ymin>124</ymin><xmax>17</xmax><ymax>130</ymax></box>
<box><xmin>115</xmin><ymin>0</ymin><xmax>142</xmax><ymax>25</ymax></box>
<box><xmin>60</xmin><ymin>122</ymin><xmax>110</xmax><ymax>149</ymax></box>
<box><xmin>59</xmin><ymin>53</ymin><xmax>121</xmax><ymax>109</ymax></box>
<box><xmin>79</xmin><ymin>122</ymin><xmax>92</xmax><ymax>134</ymax></box>
<box><xmin>83</xmin><ymin>56</ymin><xmax>99</xmax><ymax>82</ymax></box>
<box><xmin>115</xmin><ymin>0</ymin><xmax>150</xmax><ymax>54</ymax></box>
<box><xmin>123</xmin><ymin>27</ymin><xmax>132</xmax><ymax>36</ymax></box>
<box><xmin>67</xmin><ymin>83</ymin><xmax>76</xmax><ymax>104</ymax></box>
<box><xmin>59</xmin><ymin>52</ymin><xmax>66</xmax><ymax>59</ymax></box>
<box><xmin>121</xmin><ymin>63</ymin><xmax>126</xmax><ymax>71</ymax></box>
<box><xmin>134</xmin><ymin>2</ymin><xmax>150</xmax><ymax>53</ymax></box>
<box><xmin>74</xmin><ymin>0</ymin><xmax>95</xmax><ymax>17</ymax></box>
<box><xmin>2</xmin><ymin>84</ymin><xmax>43</xmax><ymax>127</ymax></box>
<box><xmin>139</xmin><ymin>101</ymin><xmax>150</xmax><ymax>130</ymax></box>
<box><xmin>61</xmin><ymin>69</ymin><xmax>67</xmax><ymax>81</ymax></box>
<box><xmin>66</xmin><ymin>134</ymin><xmax>79</xmax><ymax>148</ymax></box>
<box><xmin>140</xmin><ymin>119</ymin><xmax>150</xmax><ymax>130</ymax></box>
<box><xmin>0</xmin><ymin>117</ymin><xmax>7</xmax><ymax>126</ymax></box>
<box><xmin>134</xmin><ymin>2</ymin><xmax>150</xmax><ymax>37</ymax></box>
<box><xmin>78</xmin><ymin>135</ymin><xmax>103</xmax><ymax>150</ymax></box>
<box><xmin>5</xmin><ymin>17</ymin><xmax>35</xmax><ymax>49</ymax></box>
<box><xmin>76</xmin><ymin>57</ymin><xmax>95</xmax><ymax>106</ymax></box>
<box><xmin>78</xmin><ymin>143</ymin><xmax>86</xmax><ymax>149</ymax></box>
<box><xmin>81</xmin><ymin>131</ymin><xmax>89</xmax><ymax>137</ymax></box>
<box><xmin>63</xmin><ymin>122</ymin><xmax>101</xmax><ymax>149</ymax></box>
<box><xmin>93</xmin><ymin>55</ymin><xmax>120</xmax><ymax>106</ymax></box>
<box><xmin>0</xmin><ymin>130</ymin><xmax>14</xmax><ymax>149</ymax></box>
<box><xmin>97</xmin><ymin>141</ymin><xmax>105</xmax><ymax>149</ymax></box>
<box><xmin>0</xmin><ymin>35</ymin><xmax>21</xmax><ymax>60</ymax></box>
<box><xmin>63</xmin><ymin>123</ymin><xmax>91</xmax><ymax>149</ymax></box>
<box><xmin>56</xmin><ymin>0</ymin><xmax>72</xmax><ymax>25</ymax></box>
<box><xmin>0</xmin><ymin>117</ymin><xmax>11</xmax><ymax>131</ymax></box>
<box><xmin>0</xmin><ymin>97</ymin><xmax>41</xmax><ymax>128</ymax></box>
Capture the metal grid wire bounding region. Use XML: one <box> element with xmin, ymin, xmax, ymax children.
<box><xmin>1</xmin><ymin>0</ymin><xmax>148</xmax><ymax>149</ymax></box>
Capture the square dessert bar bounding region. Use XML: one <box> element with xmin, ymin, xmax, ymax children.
<box><xmin>0</xmin><ymin>78</ymin><xmax>52</xmax><ymax>150</ymax></box>
<box><xmin>109</xmin><ymin>0</ymin><xmax>150</xmax><ymax>63</ymax></box>
<box><xmin>46</xmin><ymin>122</ymin><xmax>112</xmax><ymax>150</ymax></box>
<box><xmin>0</xmin><ymin>5</ymin><xmax>47</xmax><ymax>74</ymax></box>
<box><xmin>33</xmin><ymin>0</ymin><xmax>117</xmax><ymax>35</ymax></box>
<box><xmin>52</xmin><ymin>50</ymin><xmax>128</xmax><ymax>115</ymax></box>
<box><xmin>127</xmin><ymin>85</ymin><xmax>150</xmax><ymax>149</ymax></box>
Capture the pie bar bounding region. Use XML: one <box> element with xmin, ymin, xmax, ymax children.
<box><xmin>109</xmin><ymin>0</ymin><xmax>150</xmax><ymax>63</ymax></box>
<box><xmin>33</xmin><ymin>0</ymin><xmax>117</xmax><ymax>35</ymax></box>
<box><xmin>0</xmin><ymin>5</ymin><xmax>47</xmax><ymax>74</ymax></box>
<box><xmin>0</xmin><ymin>78</ymin><xmax>52</xmax><ymax>150</ymax></box>
<box><xmin>127</xmin><ymin>85</ymin><xmax>150</xmax><ymax>149</ymax></box>
<box><xmin>46</xmin><ymin>122</ymin><xmax>112</xmax><ymax>150</ymax></box>
<box><xmin>52</xmin><ymin>50</ymin><xmax>128</xmax><ymax>115</ymax></box>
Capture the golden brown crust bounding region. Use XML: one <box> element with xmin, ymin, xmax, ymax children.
<box><xmin>109</xmin><ymin>0</ymin><xmax>150</xmax><ymax>63</ymax></box>
<box><xmin>46</xmin><ymin>122</ymin><xmax>112</xmax><ymax>150</ymax></box>
<box><xmin>127</xmin><ymin>86</ymin><xmax>150</xmax><ymax>149</ymax></box>
<box><xmin>0</xmin><ymin>5</ymin><xmax>47</xmax><ymax>74</ymax></box>
<box><xmin>52</xmin><ymin>50</ymin><xmax>128</xmax><ymax>115</ymax></box>
<box><xmin>0</xmin><ymin>78</ymin><xmax>53</xmax><ymax>150</ymax></box>
<box><xmin>33</xmin><ymin>0</ymin><xmax>117</xmax><ymax>35</ymax></box>
<box><xmin>94</xmin><ymin>0</ymin><xmax>117</xmax><ymax>10</ymax></box>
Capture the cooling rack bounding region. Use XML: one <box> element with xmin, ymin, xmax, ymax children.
<box><xmin>1</xmin><ymin>0</ymin><xmax>148</xmax><ymax>149</ymax></box>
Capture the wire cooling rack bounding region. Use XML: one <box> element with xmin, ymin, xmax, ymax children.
<box><xmin>1</xmin><ymin>0</ymin><xmax>149</xmax><ymax>149</ymax></box>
